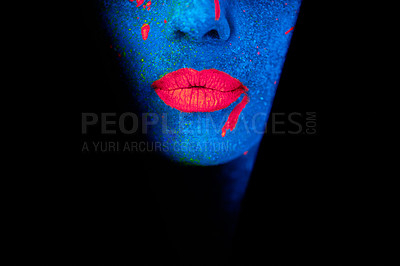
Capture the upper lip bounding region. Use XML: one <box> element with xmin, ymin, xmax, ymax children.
<box><xmin>152</xmin><ymin>68</ymin><xmax>248</xmax><ymax>112</ymax></box>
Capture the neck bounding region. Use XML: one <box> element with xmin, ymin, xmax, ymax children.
<box><xmin>149</xmin><ymin>142</ymin><xmax>260</xmax><ymax>264</ymax></box>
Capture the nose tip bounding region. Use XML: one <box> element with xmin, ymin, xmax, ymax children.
<box><xmin>171</xmin><ymin>0</ymin><xmax>231</xmax><ymax>41</ymax></box>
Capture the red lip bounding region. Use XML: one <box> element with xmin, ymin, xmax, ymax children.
<box><xmin>152</xmin><ymin>68</ymin><xmax>248</xmax><ymax>113</ymax></box>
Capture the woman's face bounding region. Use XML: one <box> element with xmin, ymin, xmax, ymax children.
<box><xmin>98</xmin><ymin>0</ymin><xmax>301</xmax><ymax>165</ymax></box>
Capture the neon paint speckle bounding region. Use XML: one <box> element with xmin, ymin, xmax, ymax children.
<box><xmin>214</xmin><ymin>0</ymin><xmax>221</xmax><ymax>21</ymax></box>
<box><xmin>135</xmin><ymin>0</ymin><xmax>144</xmax><ymax>8</ymax></box>
<box><xmin>285</xmin><ymin>26</ymin><xmax>294</xmax><ymax>34</ymax></box>
<box><xmin>222</xmin><ymin>94</ymin><xmax>249</xmax><ymax>137</ymax></box>
<box><xmin>141</xmin><ymin>23</ymin><xmax>150</xmax><ymax>40</ymax></box>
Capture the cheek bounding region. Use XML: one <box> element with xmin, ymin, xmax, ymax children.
<box><xmin>101</xmin><ymin>2</ymin><xmax>177</xmax><ymax>65</ymax></box>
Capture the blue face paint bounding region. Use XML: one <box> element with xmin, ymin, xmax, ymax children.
<box><xmin>98</xmin><ymin>0</ymin><xmax>301</xmax><ymax>166</ymax></box>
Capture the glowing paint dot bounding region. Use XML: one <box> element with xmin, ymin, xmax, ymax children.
<box><xmin>243</xmin><ymin>151</ymin><xmax>248</xmax><ymax>155</ymax></box>
<box><xmin>141</xmin><ymin>24</ymin><xmax>150</xmax><ymax>40</ymax></box>
<box><xmin>135</xmin><ymin>0</ymin><xmax>144</xmax><ymax>8</ymax></box>
<box><xmin>164</xmin><ymin>19</ymin><xmax>167</xmax><ymax>23</ymax></box>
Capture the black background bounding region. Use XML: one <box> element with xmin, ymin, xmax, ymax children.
<box><xmin>32</xmin><ymin>2</ymin><xmax>395</xmax><ymax>265</ymax></box>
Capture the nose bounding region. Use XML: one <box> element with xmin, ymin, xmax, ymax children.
<box><xmin>171</xmin><ymin>0</ymin><xmax>231</xmax><ymax>41</ymax></box>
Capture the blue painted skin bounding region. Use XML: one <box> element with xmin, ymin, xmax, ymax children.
<box><xmin>98</xmin><ymin>0</ymin><xmax>301</xmax><ymax>166</ymax></box>
<box><xmin>95</xmin><ymin>1</ymin><xmax>301</xmax><ymax>258</ymax></box>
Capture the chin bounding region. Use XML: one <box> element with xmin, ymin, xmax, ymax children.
<box><xmin>145</xmin><ymin>112</ymin><xmax>264</xmax><ymax>166</ymax></box>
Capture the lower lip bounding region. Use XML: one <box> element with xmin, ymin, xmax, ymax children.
<box><xmin>152</xmin><ymin>68</ymin><xmax>250</xmax><ymax>137</ymax></box>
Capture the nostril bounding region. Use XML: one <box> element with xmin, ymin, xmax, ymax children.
<box><xmin>204</xmin><ymin>29</ymin><xmax>220</xmax><ymax>40</ymax></box>
<box><xmin>174</xmin><ymin>30</ymin><xmax>186</xmax><ymax>40</ymax></box>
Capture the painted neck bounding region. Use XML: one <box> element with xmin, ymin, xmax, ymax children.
<box><xmin>149</xmin><ymin>142</ymin><xmax>260</xmax><ymax>264</ymax></box>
